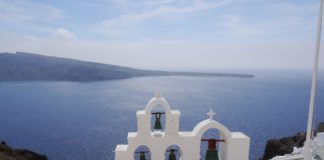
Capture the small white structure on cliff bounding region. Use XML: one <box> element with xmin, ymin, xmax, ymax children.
<box><xmin>114</xmin><ymin>92</ymin><xmax>250</xmax><ymax>160</ymax></box>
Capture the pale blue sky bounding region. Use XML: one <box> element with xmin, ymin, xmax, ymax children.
<box><xmin>0</xmin><ymin>0</ymin><xmax>323</xmax><ymax>70</ymax></box>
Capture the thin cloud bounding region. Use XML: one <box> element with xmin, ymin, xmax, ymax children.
<box><xmin>268</xmin><ymin>2</ymin><xmax>318</xmax><ymax>15</ymax></box>
<box><xmin>102</xmin><ymin>0</ymin><xmax>231</xmax><ymax>28</ymax></box>
<box><xmin>55</xmin><ymin>28</ymin><xmax>75</xmax><ymax>40</ymax></box>
<box><xmin>208</xmin><ymin>1</ymin><xmax>318</xmax><ymax>40</ymax></box>
<box><xmin>0</xmin><ymin>0</ymin><xmax>321</xmax><ymax>70</ymax></box>
<box><xmin>0</xmin><ymin>0</ymin><xmax>62</xmax><ymax>23</ymax></box>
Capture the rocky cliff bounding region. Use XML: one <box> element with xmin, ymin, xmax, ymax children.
<box><xmin>0</xmin><ymin>140</ymin><xmax>47</xmax><ymax>160</ymax></box>
<box><xmin>261</xmin><ymin>132</ymin><xmax>306</xmax><ymax>160</ymax></box>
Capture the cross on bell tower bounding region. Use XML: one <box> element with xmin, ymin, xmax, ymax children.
<box><xmin>207</xmin><ymin>109</ymin><xmax>215</xmax><ymax>120</ymax></box>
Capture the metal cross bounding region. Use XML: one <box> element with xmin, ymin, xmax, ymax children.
<box><xmin>207</xmin><ymin>109</ymin><xmax>215</xmax><ymax>120</ymax></box>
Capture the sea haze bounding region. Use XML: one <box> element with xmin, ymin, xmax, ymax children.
<box><xmin>0</xmin><ymin>70</ymin><xmax>323</xmax><ymax>160</ymax></box>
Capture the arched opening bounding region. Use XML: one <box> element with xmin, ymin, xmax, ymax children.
<box><xmin>134</xmin><ymin>145</ymin><xmax>151</xmax><ymax>160</ymax></box>
<box><xmin>150</xmin><ymin>104</ymin><xmax>166</xmax><ymax>132</ymax></box>
<box><xmin>200</xmin><ymin>129</ymin><xmax>225</xmax><ymax>160</ymax></box>
<box><xmin>164</xmin><ymin>145</ymin><xmax>182</xmax><ymax>160</ymax></box>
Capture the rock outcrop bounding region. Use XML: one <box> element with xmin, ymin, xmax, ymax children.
<box><xmin>261</xmin><ymin>132</ymin><xmax>306</xmax><ymax>160</ymax></box>
<box><xmin>317</xmin><ymin>122</ymin><xmax>324</xmax><ymax>133</ymax></box>
<box><xmin>0</xmin><ymin>140</ymin><xmax>48</xmax><ymax>160</ymax></box>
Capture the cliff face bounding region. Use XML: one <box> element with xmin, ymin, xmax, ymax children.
<box><xmin>262</xmin><ymin>122</ymin><xmax>324</xmax><ymax>160</ymax></box>
<box><xmin>317</xmin><ymin>122</ymin><xmax>324</xmax><ymax>133</ymax></box>
<box><xmin>0</xmin><ymin>141</ymin><xmax>47</xmax><ymax>160</ymax></box>
<box><xmin>261</xmin><ymin>132</ymin><xmax>306</xmax><ymax>160</ymax></box>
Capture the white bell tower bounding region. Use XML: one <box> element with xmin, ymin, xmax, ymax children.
<box><xmin>114</xmin><ymin>92</ymin><xmax>250</xmax><ymax>160</ymax></box>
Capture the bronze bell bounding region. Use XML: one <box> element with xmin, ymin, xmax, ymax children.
<box><xmin>201</xmin><ymin>139</ymin><xmax>225</xmax><ymax>160</ymax></box>
<box><xmin>152</xmin><ymin>112</ymin><xmax>164</xmax><ymax>130</ymax></box>
<box><xmin>139</xmin><ymin>152</ymin><xmax>146</xmax><ymax>160</ymax></box>
<box><xmin>168</xmin><ymin>149</ymin><xmax>177</xmax><ymax>160</ymax></box>
<box><xmin>205</xmin><ymin>149</ymin><xmax>218</xmax><ymax>160</ymax></box>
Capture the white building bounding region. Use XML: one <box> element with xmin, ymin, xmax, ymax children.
<box><xmin>114</xmin><ymin>92</ymin><xmax>250</xmax><ymax>160</ymax></box>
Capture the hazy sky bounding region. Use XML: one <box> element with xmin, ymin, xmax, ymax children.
<box><xmin>0</xmin><ymin>0</ymin><xmax>323</xmax><ymax>70</ymax></box>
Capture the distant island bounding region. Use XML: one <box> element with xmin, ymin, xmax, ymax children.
<box><xmin>0</xmin><ymin>52</ymin><xmax>254</xmax><ymax>81</ymax></box>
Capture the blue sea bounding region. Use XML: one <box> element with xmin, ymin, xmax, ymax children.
<box><xmin>0</xmin><ymin>70</ymin><xmax>323</xmax><ymax>160</ymax></box>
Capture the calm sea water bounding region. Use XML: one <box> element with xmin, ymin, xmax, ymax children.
<box><xmin>0</xmin><ymin>70</ymin><xmax>323</xmax><ymax>160</ymax></box>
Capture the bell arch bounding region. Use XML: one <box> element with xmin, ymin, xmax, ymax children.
<box><xmin>133</xmin><ymin>145</ymin><xmax>151</xmax><ymax>160</ymax></box>
<box><xmin>145</xmin><ymin>97</ymin><xmax>172</xmax><ymax>115</ymax></box>
<box><xmin>144</xmin><ymin>94</ymin><xmax>172</xmax><ymax>133</ymax></box>
<box><xmin>164</xmin><ymin>145</ymin><xmax>182</xmax><ymax>160</ymax></box>
<box><xmin>193</xmin><ymin>119</ymin><xmax>232</xmax><ymax>139</ymax></box>
<box><xmin>193</xmin><ymin>119</ymin><xmax>232</xmax><ymax>160</ymax></box>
